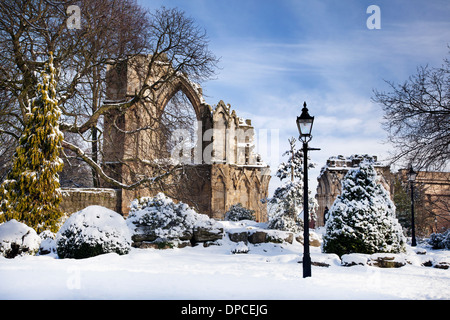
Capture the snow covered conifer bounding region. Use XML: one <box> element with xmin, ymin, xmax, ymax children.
<box><xmin>323</xmin><ymin>162</ymin><xmax>406</xmax><ymax>256</ymax></box>
<box><xmin>0</xmin><ymin>53</ymin><xmax>64</xmax><ymax>233</ymax></box>
<box><xmin>267</xmin><ymin>138</ymin><xmax>317</xmax><ymax>233</ymax></box>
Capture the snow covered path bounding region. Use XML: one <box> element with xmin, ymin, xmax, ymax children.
<box><xmin>0</xmin><ymin>241</ymin><xmax>449</xmax><ymax>300</ymax></box>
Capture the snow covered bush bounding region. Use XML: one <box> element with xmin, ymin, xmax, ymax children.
<box><xmin>56</xmin><ymin>206</ymin><xmax>131</xmax><ymax>259</ymax></box>
<box><xmin>127</xmin><ymin>193</ymin><xmax>223</xmax><ymax>246</ymax></box>
<box><xmin>323</xmin><ymin>163</ymin><xmax>406</xmax><ymax>257</ymax></box>
<box><xmin>38</xmin><ymin>230</ymin><xmax>57</xmax><ymax>255</ymax></box>
<box><xmin>428</xmin><ymin>229</ymin><xmax>450</xmax><ymax>250</ymax></box>
<box><xmin>0</xmin><ymin>219</ymin><xmax>41</xmax><ymax>258</ymax></box>
<box><xmin>231</xmin><ymin>242</ymin><xmax>249</xmax><ymax>254</ymax></box>
<box><xmin>225</xmin><ymin>203</ymin><xmax>255</xmax><ymax>221</ymax></box>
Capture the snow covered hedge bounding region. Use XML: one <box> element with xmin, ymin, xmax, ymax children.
<box><xmin>0</xmin><ymin>219</ymin><xmax>41</xmax><ymax>258</ymax></box>
<box><xmin>56</xmin><ymin>206</ymin><xmax>132</xmax><ymax>259</ymax></box>
<box><xmin>127</xmin><ymin>193</ymin><xmax>223</xmax><ymax>247</ymax></box>
<box><xmin>323</xmin><ymin>163</ymin><xmax>406</xmax><ymax>257</ymax></box>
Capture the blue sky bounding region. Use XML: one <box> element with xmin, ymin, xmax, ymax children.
<box><xmin>138</xmin><ymin>0</ymin><xmax>450</xmax><ymax>193</ymax></box>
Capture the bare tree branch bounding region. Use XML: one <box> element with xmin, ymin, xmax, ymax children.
<box><xmin>373</xmin><ymin>53</ymin><xmax>450</xmax><ymax>171</ymax></box>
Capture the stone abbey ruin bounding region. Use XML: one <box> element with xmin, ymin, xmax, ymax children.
<box><xmin>98</xmin><ymin>54</ymin><xmax>270</xmax><ymax>221</ymax></box>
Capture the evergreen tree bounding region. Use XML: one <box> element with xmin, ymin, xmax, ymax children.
<box><xmin>392</xmin><ymin>177</ymin><xmax>411</xmax><ymax>233</ymax></box>
<box><xmin>0</xmin><ymin>53</ymin><xmax>64</xmax><ymax>233</ymax></box>
<box><xmin>393</xmin><ymin>176</ymin><xmax>433</xmax><ymax>237</ymax></box>
<box><xmin>267</xmin><ymin>138</ymin><xmax>318</xmax><ymax>233</ymax></box>
<box><xmin>323</xmin><ymin>163</ymin><xmax>406</xmax><ymax>256</ymax></box>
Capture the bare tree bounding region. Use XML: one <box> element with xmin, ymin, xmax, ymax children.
<box><xmin>0</xmin><ymin>1</ymin><xmax>218</xmax><ymax>189</ymax></box>
<box><xmin>373</xmin><ymin>52</ymin><xmax>450</xmax><ymax>171</ymax></box>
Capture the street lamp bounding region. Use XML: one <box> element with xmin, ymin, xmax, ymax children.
<box><xmin>407</xmin><ymin>166</ymin><xmax>417</xmax><ymax>247</ymax></box>
<box><xmin>297</xmin><ymin>102</ymin><xmax>314</xmax><ymax>143</ymax></box>
<box><xmin>296</xmin><ymin>102</ymin><xmax>319</xmax><ymax>278</ymax></box>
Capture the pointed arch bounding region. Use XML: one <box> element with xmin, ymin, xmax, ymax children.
<box><xmin>238</xmin><ymin>177</ymin><xmax>251</xmax><ymax>209</ymax></box>
<box><xmin>213</xmin><ymin>175</ymin><xmax>226</xmax><ymax>218</ymax></box>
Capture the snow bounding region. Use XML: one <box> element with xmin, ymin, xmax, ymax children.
<box><xmin>0</xmin><ymin>217</ymin><xmax>449</xmax><ymax>300</ymax></box>
<box><xmin>127</xmin><ymin>193</ymin><xmax>221</xmax><ymax>241</ymax></box>
<box><xmin>56</xmin><ymin>206</ymin><xmax>132</xmax><ymax>258</ymax></box>
<box><xmin>0</xmin><ymin>220</ymin><xmax>41</xmax><ymax>257</ymax></box>
<box><xmin>341</xmin><ymin>253</ymin><xmax>369</xmax><ymax>266</ymax></box>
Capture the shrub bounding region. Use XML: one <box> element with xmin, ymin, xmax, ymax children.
<box><xmin>56</xmin><ymin>206</ymin><xmax>131</xmax><ymax>259</ymax></box>
<box><xmin>428</xmin><ymin>229</ymin><xmax>450</xmax><ymax>250</ymax></box>
<box><xmin>0</xmin><ymin>219</ymin><xmax>41</xmax><ymax>258</ymax></box>
<box><xmin>323</xmin><ymin>163</ymin><xmax>406</xmax><ymax>256</ymax></box>
<box><xmin>127</xmin><ymin>193</ymin><xmax>222</xmax><ymax>245</ymax></box>
<box><xmin>225</xmin><ymin>203</ymin><xmax>255</xmax><ymax>222</ymax></box>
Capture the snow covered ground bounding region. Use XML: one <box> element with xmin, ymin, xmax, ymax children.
<box><xmin>0</xmin><ymin>222</ymin><xmax>449</xmax><ymax>300</ymax></box>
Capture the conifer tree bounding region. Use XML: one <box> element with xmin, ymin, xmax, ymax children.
<box><xmin>0</xmin><ymin>53</ymin><xmax>64</xmax><ymax>233</ymax></box>
<box><xmin>323</xmin><ymin>162</ymin><xmax>406</xmax><ymax>256</ymax></box>
<box><xmin>267</xmin><ymin>138</ymin><xmax>317</xmax><ymax>233</ymax></box>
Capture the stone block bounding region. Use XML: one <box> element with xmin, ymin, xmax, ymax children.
<box><xmin>368</xmin><ymin>253</ymin><xmax>406</xmax><ymax>268</ymax></box>
<box><xmin>228</xmin><ymin>230</ymin><xmax>249</xmax><ymax>243</ymax></box>
<box><xmin>193</xmin><ymin>226</ymin><xmax>223</xmax><ymax>242</ymax></box>
<box><xmin>248</xmin><ymin>231</ymin><xmax>267</xmax><ymax>244</ymax></box>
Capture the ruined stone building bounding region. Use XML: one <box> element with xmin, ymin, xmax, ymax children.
<box><xmin>100</xmin><ymin>54</ymin><xmax>271</xmax><ymax>221</ymax></box>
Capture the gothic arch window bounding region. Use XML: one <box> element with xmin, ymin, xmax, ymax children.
<box><xmin>214</xmin><ymin>112</ymin><xmax>227</xmax><ymax>162</ymax></box>
<box><xmin>160</xmin><ymin>90</ymin><xmax>198</xmax><ymax>163</ymax></box>
<box><xmin>214</xmin><ymin>175</ymin><xmax>226</xmax><ymax>215</ymax></box>
<box><xmin>238</xmin><ymin>178</ymin><xmax>250</xmax><ymax>209</ymax></box>
<box><xmin>253</xmin><ymin>181</ymin><xmax>261</xmax><ymax>221</ymax></box>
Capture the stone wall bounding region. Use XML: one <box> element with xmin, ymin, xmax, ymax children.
<box><xmin>60</xmin><ymin>188</ymin><xmax>121</xmax><ymax>214</ymax></box>
<box><xmin>397</xmin><ymin>169</ymin><xmax>450</xmax><ymax>233</ymax></box>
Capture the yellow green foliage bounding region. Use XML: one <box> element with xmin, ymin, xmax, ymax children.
<box><xmin>0</xmin><ymin>53</ymin><xmax>64</xmax><ymax>233</ymax></box>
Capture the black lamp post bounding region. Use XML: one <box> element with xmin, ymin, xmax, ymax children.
<box><xmin>296</xmin><ymin>102</ymin><xmax>318</xmax><ymax>278</ymax></box>
<box><xmin>407</xmin><ymin>166</ymin><xmax>417</xmax><ymax>247</ymax></box>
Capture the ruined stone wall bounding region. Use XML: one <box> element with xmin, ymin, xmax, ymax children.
<box><xmin>60</xmin><ymin>188</ymin><xmax>121</xmax><ymax>214</ymax></box>
<box><xmin>211</xmin><ymin>164</ymin><xmax>270</xmax><ymax>222</ymax></box>
<box><xmin>397</xmin><ymin>169</ymin><xmax>450</xmax><ymax>233</ymax></box>
<box><xmin>101</xmin><ymin>55</ymin><xmax>271</xmax><ymax>220</ymax></box>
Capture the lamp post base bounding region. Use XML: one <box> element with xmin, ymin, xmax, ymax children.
<box><xmin>302</xmin><ymin>253</ymin><xmax>311</xmax><ymax>278</ymax></box>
